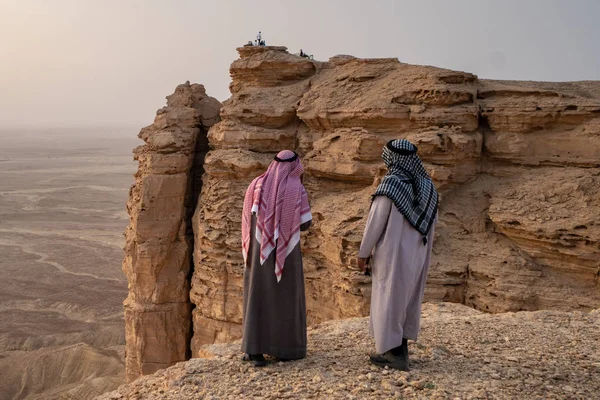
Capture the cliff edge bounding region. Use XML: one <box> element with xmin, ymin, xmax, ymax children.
<box><xmin>123</xmin><ymin>46</ymin><xmax>600</xmax><ymax>382</ymax></box>
<box><xmin>99</xmin><ymin>303</ymin><xmax>600</xmax><ymax>399</ymax></box>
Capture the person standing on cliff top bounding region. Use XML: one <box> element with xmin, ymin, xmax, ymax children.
<box><xmin>241</xmin><ymin>150</ymin><xmax>312</xmax><ymax>367</ymax></box>
<box><xmin>357</xmin><ymin>139</ymin><xmax>438</xmax><ymax>371</ymax></box>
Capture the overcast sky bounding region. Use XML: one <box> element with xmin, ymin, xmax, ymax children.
<box><xmin>1</xmin><ymin>0</ymin><xmax>599</xmax><ymax>128</ymax></box>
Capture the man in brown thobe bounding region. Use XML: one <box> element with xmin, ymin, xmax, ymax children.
<box><xmin>240</xmin><ymin>150</ymin><xmax>312</xmax><ymax>367</ymax></box>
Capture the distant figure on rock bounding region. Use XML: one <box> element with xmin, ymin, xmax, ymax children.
<box><xmin>357</xmin><ymin>139</ymin><xmax>438</xmax><ymax>371</ymax></box>
<box><xmin>299</xmin><ymin>49</ymin><xmax>313</xmax><ymax>59</ymax></box>
<box><xmin>241</xmin><ymin>150</ymin><xmax>312</xmax><ymax>367</ymax></box>
<box><xmin>255</xmin><ymin>31</ymin><xmax>265</xmax><ymax>46</ymax></box>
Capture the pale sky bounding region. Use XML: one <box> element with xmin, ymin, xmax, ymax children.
<box><xmin>1</xmin><ymin>0</ymin><xmax>599</xmax><ymax>128</ymax></box>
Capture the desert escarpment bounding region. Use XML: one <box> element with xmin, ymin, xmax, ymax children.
<box><xmin>0</xmin><ymin>129</ymin><xmax>139</xmax><ymax>399</ymax></box>
<box><xmin>123</xmin><ymin>46</ymin><xmax>600</xmax><ymax>381</ymax></box>
<box><xmin>122</xmin><ymin>83</ymin><xmax>221</xmax><ymax>382</ymax></box>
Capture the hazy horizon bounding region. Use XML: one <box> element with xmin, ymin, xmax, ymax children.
<box><xmin>1</xmin><ymin>0</ymin><xmax>599</xmax><ymax>129</ymax></box>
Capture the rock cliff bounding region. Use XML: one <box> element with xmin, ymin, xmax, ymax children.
<box><xmin>123</xmin><ymin>46</ymin><xmax>600</xmax><ymax>381</ymax></box>
<box><xmin>123</xmin><ymin>82</ymin><xmax>221</xmax><ymax>381</ymax></box>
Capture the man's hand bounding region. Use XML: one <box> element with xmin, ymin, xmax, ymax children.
<box><xmin>357</xmin><ymin>257</ymin><xmax>368</xmax><ymax>273</ymax></box>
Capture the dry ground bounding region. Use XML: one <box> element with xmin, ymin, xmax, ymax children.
<box><xmin>0</xmin><ymin>128</ymin><xmax>139</xmax><ymax>399</ymax></box>
<box><xmin>99</xmin><ymin>302</ymin><xmax>600</xmax><ymax>400</ymax></box>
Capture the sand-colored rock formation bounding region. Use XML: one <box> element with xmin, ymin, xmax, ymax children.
<box><xmin>123</xmin><ymin>47</ymin><xmax>600</xmax><ymax>380</ymax></box>
<box><xmin>189</xmin><ymin>47</ymin><xmax>600</xmax><ymax>355</ymax></box>
<box><xmin>123</xmin><ymin>82</ymin><xmax>221</xmax><ymax>381</ymax></box>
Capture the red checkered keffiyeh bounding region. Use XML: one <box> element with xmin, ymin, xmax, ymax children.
<box><xmin>241</xmin><ymin>150</ymin><xmax>312</xmax><ymax>282</ymax></box>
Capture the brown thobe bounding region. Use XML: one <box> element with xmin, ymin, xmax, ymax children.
<box><xmin>241</xmin><ymin>214</ymin><xmax>311</xmax><ymax>359</ymax></box>
<box><xmin>359</xmin><ymin>196</ymin><xmax>436</xmax><ymax>354</ymax></box>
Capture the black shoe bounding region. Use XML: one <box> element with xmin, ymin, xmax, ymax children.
<box><xmin>242</xmin><ymin>353</ymin><xmax>267</xmax><ymax>367</ymax></box>
<box><xmin>369</xmin><ymin>351</ymin><xmax>409</xmax><ymax>371</ymax></box>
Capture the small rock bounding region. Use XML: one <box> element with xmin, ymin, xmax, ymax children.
<box><xmin>410</xmin><ymin>379</ymin><xmax>427</xmax><ymax>390</ymax></box>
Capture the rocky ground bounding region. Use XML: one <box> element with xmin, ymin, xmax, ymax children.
<box><xmin>98</xmin><ymin>302</ymin><xmax>600</xmax><ymax>399</ymax></box>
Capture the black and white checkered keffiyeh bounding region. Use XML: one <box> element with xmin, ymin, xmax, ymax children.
<box><xmin>372</xmin><ymin>139</ymin><xmax>439</xmax><ymax>245</ymax></box>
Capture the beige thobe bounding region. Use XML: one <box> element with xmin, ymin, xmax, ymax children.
<box><xmin>359</xmin><ymin>196</ymin><xmax>435</xmax><ymax>354</ymax></box>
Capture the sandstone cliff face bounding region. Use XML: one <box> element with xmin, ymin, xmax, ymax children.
<box><xmin>123</xmin><ymin>82</ymin><xmax>221</xmax><ymax>381</ymax></box>
<box><xmin>125</xmin><ymin>47</ymin><xmax>600</xmax><ymax>380</ymax></box>
<box><xmin>188</xmin><ymin>47</ymin><xmax>600</xmax><ymax>356</ymax></box>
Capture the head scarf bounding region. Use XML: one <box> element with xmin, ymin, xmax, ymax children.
<box><xmin>372</xmin><ymin>139</ymin><xmax>438</xmax><ymax>245</ymax></box>
<box><xmin>242</xmin><ymin>150</ymin><xmax>312</xmax><ymax>282</ymax></box>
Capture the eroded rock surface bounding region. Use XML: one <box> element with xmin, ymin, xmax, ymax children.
<box><xmin>188</xmin><ymin>47</ymin><xmax>600</xmax><ymax>356</ymax></box>
<box><xmin>123</xmin><ymin>82</ymin><xmax>221</xmax><ymax>381</ymax></box>
<box><xmin>124</xmin><ymin>47</ymin><xmax>600</xmax><ymax>380</ymax></box>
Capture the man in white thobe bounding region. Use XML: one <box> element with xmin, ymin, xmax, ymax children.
<box><xmin>358</xmin><ymin>139</ymin><xmax>438</xmax><ymax>371</ymax></box>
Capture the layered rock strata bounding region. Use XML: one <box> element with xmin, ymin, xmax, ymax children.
<box><xmin>189</xmin><ymin>47</ymin><xmax>600</xmax><ymax>354</ymax></box>
<box><xmin>123</xmin><ymin>82</ymin><xmax>221</xmax><ymax>381</ymax></box>
<box><xmin>125</xmin><ymin>46</ymin><xmax>600</xmax><ymax>380</ymax></box>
